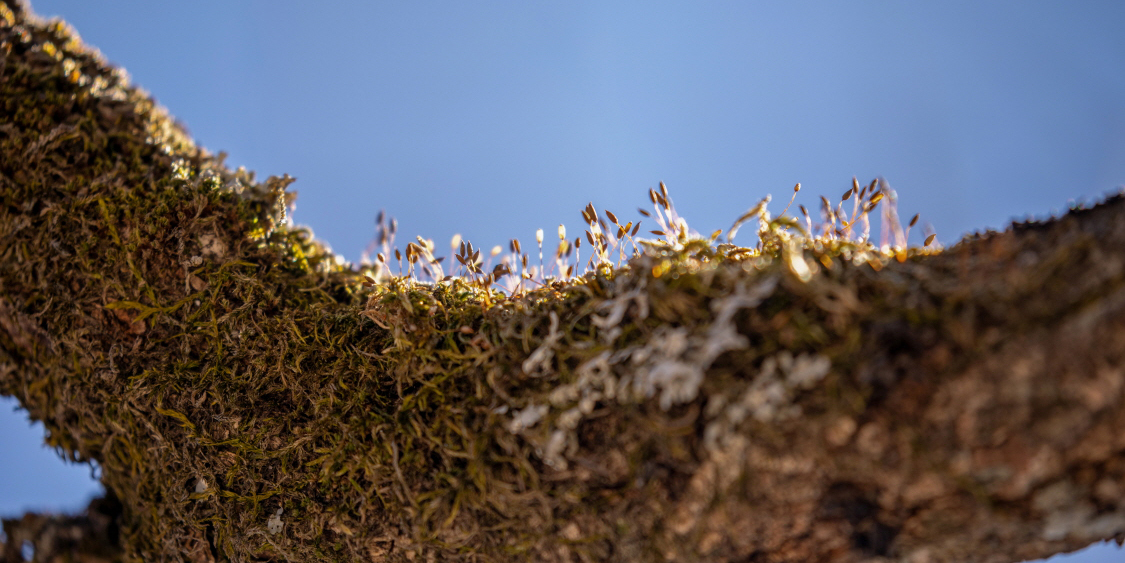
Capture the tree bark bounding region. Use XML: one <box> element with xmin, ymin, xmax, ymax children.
<box><xmin>3</xmin><ymin>2</ymin><xmax>1125</xmax><ymax>562</ymax></box>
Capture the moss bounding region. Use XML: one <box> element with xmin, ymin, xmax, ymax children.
<box><xmin>0</xmin><ymin>4</ymin><xmax>947</xmax><ymax>560</ymax></box>
<box><xmin>10</xmin><ymin>2</ymin><xmax>1125</xmax><ymax>562</ymax></box>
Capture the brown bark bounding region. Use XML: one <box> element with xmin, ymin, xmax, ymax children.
<box><xmin>2</xmin><ymin>2</ymin><xmax>1125</xmax><ymax>562</ymax></box>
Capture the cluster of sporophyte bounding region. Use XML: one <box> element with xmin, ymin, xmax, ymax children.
<box><xmin>356</xmin><ymin>178</ymin><xmax>939</xmax><ymax>301</ymax></box>
<box><xmin>346</xmin><ymin>176</ymin><xmax>942</xmax><ymax>479</ymax></box>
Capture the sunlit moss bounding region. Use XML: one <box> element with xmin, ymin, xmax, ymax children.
<box><xmin>0</xmin><ymin>4</ymin><xmax>970</xmax><ymax>562</ymax></box>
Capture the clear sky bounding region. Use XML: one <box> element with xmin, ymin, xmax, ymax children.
<box><xmin>2</xmin><ymin>1</ymin><xmax>1124</xmax><ymax>560</ymax></box>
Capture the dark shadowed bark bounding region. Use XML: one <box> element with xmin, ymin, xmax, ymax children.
<box><xmin>3</xmin><ymin>2</ymin><xmax>1125</xmax><ymax>562</ymax></box>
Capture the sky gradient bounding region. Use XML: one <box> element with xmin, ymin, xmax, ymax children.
<box><xmin>3</xmin><ymin>2</ymin><xmax>1124</xmax><ymax>560</ymax></box>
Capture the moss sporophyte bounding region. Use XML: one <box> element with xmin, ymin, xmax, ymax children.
<box><xmin>11</xmin><ymin>3</ymin><xmax>1125</xmax><ymax>562</ymax></box>
<box><xmin>351</xmin><ymin>177</ymin><xmax>941</xmax><ymax>468</ymax></box>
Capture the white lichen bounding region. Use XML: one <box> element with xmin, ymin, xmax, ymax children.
<box><xmin>704</xmin><ymin>350</ymin><xmax>833</xmax><ymax>453</ymax></box>
<box><xmin>630</xmin><ymin>277</ymin><xmax>778</xmax><ymax>411</ymax></box>
<box><xmin>508</xmin><ymin>404</ymin><xmax>548</xmax><ymax>433</ymax></box>
<box><xmin>199</xmin><ymin>233</ymin><xmax>227</xmax><ymax>259</ymax></box>
<box><xmin>644</xmin><ymin>359</ymin><xmax>705</xmax><ymax>411</ymax></box>
<box><xmin>522</xmin><ymin>311</ymin><xmax>561</xmax><ymax>376</ymax></box>
<box><xmin>737</xmin><ymin>351</ymin><xmax>831</xmax><ymax>423</ymax></box>
<box><xmin>557</xmin><ymin>408</ymin><xmax>583</xmax><ymax>430</ymax></box>
<box><xmin>785</xmin><ymin>353</ymin><xmax>832</xmax><ymax>389</ymax></box>
<box><xmin>267</xmin><ymin>507</ymin><xmax>284</xmax><ymax>535</ymax></box>
<box><xmin>508</xmin><ymin>273</ymin><xmax>825</xmax><ymax>475</ymax></box>
<box><xmin>590</xmin><ymin>277</ymin><xmax>649</xmax><ymax>342</ymax></box>
<box><xmin>542</xmin><ymin>429</ymin><xmax>570</xmax><ymax>470</ymax></box>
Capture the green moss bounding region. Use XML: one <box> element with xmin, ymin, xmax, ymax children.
<box><xmin>2</xmin><ymin>4</ymin><xmax>965</xmax><ymax>561</ymax></box>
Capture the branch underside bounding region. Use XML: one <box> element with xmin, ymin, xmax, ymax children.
<box><xmin>2</xmin><ymin>2</ymin><xmax>1125</xmax><ymax>562</ymax></box>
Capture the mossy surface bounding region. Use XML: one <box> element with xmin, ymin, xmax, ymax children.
<box><xmin>5</xmin><ymin>3</ymin><xmax>1125</xmax><ymax>562</ymax></box>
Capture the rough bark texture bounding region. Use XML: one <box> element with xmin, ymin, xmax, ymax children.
<box><xmin>3</xmin><ymin>2</ymin><xmax>1125</xmax><ymax>562</ymax></box>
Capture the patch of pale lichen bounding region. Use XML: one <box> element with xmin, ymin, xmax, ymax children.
<box><xmin>1</xmin><ymin>2</ymin><xmax>966</xmax><ymax>561</ymax></box>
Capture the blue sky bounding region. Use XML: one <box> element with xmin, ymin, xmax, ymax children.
<box><xmin>2</xmin><ymin>1</ymin><xmax>1124</xmax><ymax>560</ymax></box>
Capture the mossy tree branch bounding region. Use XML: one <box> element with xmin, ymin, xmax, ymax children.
<box><xmin>3</xmin><ymin>3</ymin><xmax>1125</xmax><ymax>562</ymax></box>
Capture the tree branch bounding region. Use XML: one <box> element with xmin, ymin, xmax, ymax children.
<box><xmin>2</xmin><ymin>3</ymin><xmax>1124</xmax><ymax>562</ymax></box>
